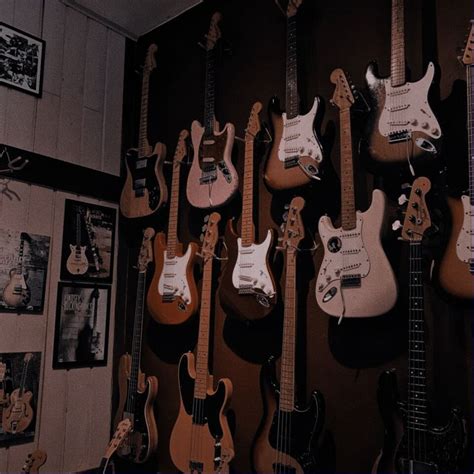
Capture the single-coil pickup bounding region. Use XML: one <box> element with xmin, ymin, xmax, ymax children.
<box><xmin>239</xmin><ymin>248</ymin><xmax>254</xmax><ymax>255</ymax></box>
<box><xmin>163</xmin><ymin>273</ymin><xmax>176</xmax><ymax>278</ymax></box>
<box><xmin>284</xmin><ymin>120</ymin><xmax>301</xmax><ymax>128</ymax></box>
<box><xmin>341</xmin><ymin>232</ymin><xmax>361</xmax><ymax>239</ymax></box>
<box><xmin>238</xmin><ymin>275</ymin><xmax>255</xmax><ymax>282</ymax></box>
<box><xmin>163</xmin><ymin>284</ymin><xmax>176</xmax><ymax>291</ymax></box>
<box><xmin>387</xmin><ymin>104</ymin><xmax>410</xmax><ymax>112</ymax></box>
<box><xmin>388</xmin><ymin>88</ymin><xmax>409</xmax><ymax>97</ymax></box>
<box><xmin>341</xmin><ymin>248</ymin><xmax>360</xmax><ymax>255</ymax></box>
<box><xmin>388</xmin><ymin>121</ymin><xmax>410</xmax><ymax>127</ymax></box>
<box><xmin>284</xmin><ymin>133</ymin><xmax>300</xmax><ymax>141</ymax></box>
<box><xmin>239</xmin><ymin>263</ymin><xmax>253</xmax><ymax>268</ymax></box>
<box><xmin>164</xmin><ymin>260</ymin><xmax>177</xmax><ymax>265</ymax></box>
<box><xmin>341</xmin><ymin>263</ymin><xmax>361</xmax><ymax>272</ymax></box>
<box><xmin>203</xmin><ymin>139</ymin><xmax>216</xmax><ymax>146</ymax></box>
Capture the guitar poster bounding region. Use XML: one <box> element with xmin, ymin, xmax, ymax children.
<box><xmin>53</xmin><ymin>282</ymin><xmax>110</xmax><ymax>369</ymax></box>
<box><xmin>0</xmin><ymin>351</ymin><xmax>41</xmax><ymax>447</ymax></box>
<box><xmin>60</xmin><ymin>199</ymin><xmax>116</xmax><ymax>283</ymax></box>
<box><xmin>0</xmin><ymin>230</ymin><xmax>50</xmax><ymax>313</ymax></box>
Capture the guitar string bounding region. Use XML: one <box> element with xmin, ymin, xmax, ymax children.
<box><xmin>467</xmin><ymin>65</ymin><xmax>474</xmax><ymax>266</ymax></box>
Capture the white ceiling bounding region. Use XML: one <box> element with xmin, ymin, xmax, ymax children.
<box><xmin>62</xmin><ymin>0</ymin><xmax>202</xmax><ymax>40</ymax></box>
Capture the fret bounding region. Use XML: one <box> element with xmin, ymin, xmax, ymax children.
<box><xmin>204</xmin><ymin>49</ymin><xmax>216</xmax><ymax>134</ymax></box>
<box><xmin>138</xmin><ymin>71</ymin><xmax>151</xmax><ymax>156</ymax></box>
<box><xmin>286</xmin><ymin>15</ymin><xmax>299</xmax><ymax>119</ymax></box>
<box><xmin>339</xmin><ymin>109</ymin><xmax>356</xmax><ymax>230</ymax></box>
<box><xmin>467</xmin><ymin>67</ymin><xmax>474</xmax><ymax>204</ymax></box>
<box><xmin>390</xmin><ymin>0</ymin><xmax>406</xmax><ymax>87</ymax></box>
<box><xmin>166</xmin><ymin>157</ymin><xmax>182</xmax><ymax>258</ymax></box>
<box><xmin>241</xmin><ymin>136</ymin><xmax>255</xmax><ymax>245</ymax></box>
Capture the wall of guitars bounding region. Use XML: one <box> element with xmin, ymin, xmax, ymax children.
<box><xmin>115</xmin><ymin>0</ymin><xmax>472</xmax><ymax>473</ymax></box>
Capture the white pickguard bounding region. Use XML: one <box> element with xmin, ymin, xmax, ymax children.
<box><xmin>277</xmin><ymin>98</ymin><xmax>323</xmax><ymax>164</ymax></box>
<box><xmin>456</xmin><ymin>194</ymin><xmax>474</xmax><ymax>263</ymax></box>
<box><xmin>158</xmin><ymin>246</ymin><xmax>193</xmax><ymax>305</ymax></box>
<box><xmin>378</xmin><ymin>63</ymin><xmax>441</xmax><ymax>141</ymax></box>
<box><xmin>317</xmin><ymin>215</ymin><xmax>371</xmax><ymax>292</ymax></box>
<box><xmin>232</xmin><ymin>231</ymin><xmax>275</xmax><ymax>298</ymax></box>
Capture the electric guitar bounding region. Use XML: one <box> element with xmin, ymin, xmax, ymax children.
<box><xmin>186</xmin><ymin>13</ymin><xmax>239</xmax><ymax>209</ymax></box>
<box><xmin>220</xmin><ymin>102</ymin><xmax>277</xmax><ymax>320</ymax></box>
<box><xmin>0</xmin><ymin>361</ymin><xmax>9</xmax><ymax>425</ymax></box>
<box><xmin>114</xmin><ymin>228</ymin><xmax>158</xmax><ymax>464</ymax></box>
<box><xmin>170</xmin><ymin>213</ymin><xmax>235</xmax><ymax>473</ymax></box>
<box><xmin>264</xmin><ymin>0</ymin><xmax>323</xmax><ymax>190</ymax></box>
<box><xmin>364</xmin><ymin>0</ymin><xmax>441</xmax><ymax>165</ymax></box>
<box><xmin>438</xmin><ymin>21</ymin><xmax>474</xmax><ymax>299</ymax></box>
<box><xmin>147</xmin><ymin>130</ymin><xmax>199</xmax><ymax>325</ymax></box>
<box><xmin>66</xmin><ymin>210</ymin><xmax>89</xmax><ymax>275</ymax></box>
<box><xmin>372</xmin><ymin>177</ymin><xmax>467</xmax><ymax>474</ymax></box>
<box><xmin>120</xmin><ymin>44</ymin><xmax>168</xmax><ymax>218</ymax></box>
<box><xmin>21</xmin><ymin>450</ymin><xmax>47</xmax><ymax>474</ymax></box>
<box><xmin>316</xmin><ymin>69</ymin><xmax>398</xmax><ymax>319</ymax></box>
<box><xmin>98</xmin><ymin>418</ymin><xmax>132</xmax><ymax>474</ymax></box>
<box><xmin>2</xmin><ymin>352</ymin><xmax>34</xmax><ymax>434</ymax></box>
<box><xmin>85</xmin><ymin>209</ymin><xmax>102</xmax><ymax>273</ymax></box>
<box><xmin>2</xmin><ymin>232</ymin><xmax>31</xmax><ymax>308</ymax></box>
<box><xmin>253</xmin><ymin>197</ymin><xmax>325</xmax><ymax>474</ymax></box>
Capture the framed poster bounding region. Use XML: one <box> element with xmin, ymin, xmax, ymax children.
<box><xmin>53</xmin><ymin>282</ymin><xmax>110</xmax><ymax>369</ymax></box>
<box><xmin>0</xmin><ymin>22</ymin><xmax>45</xmax><ymax>97</ymax></box>
<box><xmin>0</xmin><ymin>230</ymin><xmax>50</xmax><ymax>313</ymax></box>
<box><xmin>60</xmin><ymin>199</ymin><xmax>116</xmax><ymax>283</ymax></box>
<box><xmin>0</xmin><ymin>351</ymin><xmax>41</xmax><ymax>447</ymax></box>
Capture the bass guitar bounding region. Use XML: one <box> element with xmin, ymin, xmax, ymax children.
<box><xmin>438</xmin><ymin>21</ymin><xmax>474</xmax><ymax>299</ymax></box>
<box><xmin>253</xmin><ymin>197</ymin><xmax>325</xmax><ymax>473</ymax></box>
<box><xmin>220</xmin><ymin>102</ymin><xmax>277</xmax><ymax>320</ymax></box>
<box><xmin>170</xmin><ymin>213</ymin><xmax>234</xmax><ymax>473</ymax></box>
<box><xmin>98</xmin><ymin>418</ymin><xmax>132</xmax><ymax>474</ymax></box>
<box><xmin>316</xmin><ymin>69</ymin><xmax>398</xmax><ymax>319</ymax></box>
<box><xmin>147</xmin><ymin>130</ymin><xmax>199</xmax><ymax>325</ymax></box>
<box><xmin>372</xmin><ymin>177</ymin><xmax>467</xmax><ymax>474</ymax></box>
<box><xmin>120</xmin><ymin>44</ymin><xmax>167</xmax><ymax>218</ymax></box>
<box><xmin>2</xmin><ymin>352</ymin><xmax>34</xmax><ymax>434</ymax></box>
<box><xmin>364</xmin><ymin>0</ymin><xmax>441</xmax><ymax>165</ymax></box>
<box><xmin>21</xmin><ymin>450</ymin><xmax>47</xmax><ymax>474</ymax></box>
<box><xmin>114</xmin><ymin>228</ymin><xmax>158</xmax><ymax>464</ymax></box>
<box><xmin>264</xmin><ymin>0</ymin><xmax>323</xmax><ymax>190</ymax></box>
<box><xmin>186</xmin><ymin>13</ymin><xmax>238</xmax><ymax>209</ymax></box>
<box><xmin>66</xmin><ymin>210</ymin><xmax>88</xmax><ymax>275</ymax></box>
<box><xmin>2</xmin><ymin>232</ymin><xmax>31</xmax><ymax>308</ymax></box>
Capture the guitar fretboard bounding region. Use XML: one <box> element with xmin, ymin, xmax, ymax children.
<box><xmin>166</xmin><ymin>158</ymin><xmax>182</xmax><ymax>258</ymax></box>
<box><xmin>241</xmin><ymin>135</ymin><xmax>256</xmax><ymax>246</ymax></box>
<box><xmin>286</xmin><ymin>15</ymin><xmax>299</xmax><ymax>119</ymax></box>
<box><xmin>138</xmin><ymin>69</ymin><xmax>151</xmax><ymax>157</ymax></box>
<box><xmin>467</xmin><ymin>65</ymin><xmax>474</xmax><ymax>206</ymax></box>
<box><xmin>16</xmin><ymin>236</ymin><xmax>25</xmax><ymax>276</ymax></box>
<box><xmin>390</xmin><ymin>0</ymin><xmax>406</xmax><ymax>87</ymax></box>
<box><xmin>204</xmin><ymin>48</ymin><xmax>216</xmax><ymax>135</ymax></box>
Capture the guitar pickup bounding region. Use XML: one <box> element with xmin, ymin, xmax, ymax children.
<box><xmin>341</xmin><ymin>274</ymin><xmax>362</xmax><ymax>288</ymax></box>
<box><xmin>135</xmin><ymin>159</ymin><xmax>147</xmax><ymax>170</ymax></box>
<box><xmin>284</xmin><ymin>156</ymin><xmax>299</xmax><ymax>169</ymax></box>
<box><xmin>133</xmin><ymin>178</ymin><xmax>146</xmax><ymax>197</ymax></box>
<box><xmin>388</xmin><ymin>130</ymin><xmax>410</xmax><ymax>144</ymax></box>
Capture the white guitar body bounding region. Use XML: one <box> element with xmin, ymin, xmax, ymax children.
<box><xmin>158</xmin><ymin>246</ymin><xmax>193</xmax><ymax>305</ymax></box>
<box><xmin>186</xmin><ymin>120</ymin><xmax>238</xmax><ymax>209</ymax></box>
<box><xmin>231</xmin><ymin>231</ymin><xmax>276</xmax><ymax>300</ymax></box>
<box><xmin>456</xmin><ymin>195</ymin><xmax>474</xmax><ymax>263</ymax></box>
<box><xmin>316</xmin><ymin>190</ymin><xmax>397</xmax><ymax>318</ymax></box>
<box><xmin>66</xmin><ymin>244</ymin><xmax>88</xmax><ymax>275</ymax></box>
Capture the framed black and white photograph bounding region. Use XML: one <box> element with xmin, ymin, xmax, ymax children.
<box><xmin>0</xmin><ymin>22</ymin><xmax>45</xmax><ymax>97</ymax></box>
<box><xmin>0</xmin><ymin>230</ymin><xmax>50</xmax><ymax>313</ymax></box>
<box><xmin>60</xmin><ymin>199</ymin><xmax>116</xmax><ymax>283</ymax></box>
<box><xmin>0</xmin><ymin>351</ymin><xmax>41</xmax><ymax>447</ymax></box>
<box><xmin>53</xmin><ymin>282</ymin><xmax>110</xmax><ymax>369</ymax></box>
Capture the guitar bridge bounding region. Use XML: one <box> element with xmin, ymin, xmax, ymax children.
<box><xmin>388</xmin><ymin>130</ymin><xmax>411</xmax><ymax>144</ymax></box>
<box><xmin>284</xmin><ymin>156</ymin><xmax>299</xmax><ymax>169</ymax></box>
<box><xmin>189</xmin><ymin>461</ymin><xmax>203</xmax><ymax>474</ymax></box>
<box><xmin>341</xmin><ymin>274</ymin><xmax>361</xmax><ymax>288</ymax></box>
<box><xmin>200</xmin><ymin>163</ymin><xmax>217</xmax><ymax>184</ymax></box>
<box><xmin>162</xmin><ymin>293</ymin><xmax>175</xmax><ymax>302</ymax></box>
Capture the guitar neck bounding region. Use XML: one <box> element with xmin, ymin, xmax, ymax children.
<box><xmin>138</xmin><ymin>70</ymin><xmax>150</xmax><ymax>156</ymax></box>
<box><xmin>286</xmin><ymin>14</ymin><xmax>299</xmax><ymax>119</ymax></box>
<box><xmin>467</xmin><ymin>65</ymin><xmax>474</xmax><ymax>205</ymax></box>
<box><xmin>76</xmin><ymin>214</ymin><xmax>81</xmax><ymax>248</ymax></box>
<box><xmin>18</xmin><ymin>359</ymin><xmax>30</xmax><ymax>399</ymax></box>
<box><xmin>339</xmin><ymin>108</ymin><xmax>356</xmax><ymax>230</ymax></box>
<box><xmin>241</xmin><ymin>136</ymin><xmax>256</xmax><ymax>245</ymax></box>
<box><xmin>279</xmin><ymin>248</ymin><xmax>298</xmax><ymax>412</ymax></box>
<box><xmin>204</xmin><ymin>48</ymin><xmax>216</xmax><ymax>134</ymax></box>
<box><xmin>390</xmin><ymin>0</ymin><xmax>406</xmax><ymax>87</ymax></box>
<box><xmin>166</xmin><ymin>160</ymin><xmax>181</xmax><ymax>258</ymax></box>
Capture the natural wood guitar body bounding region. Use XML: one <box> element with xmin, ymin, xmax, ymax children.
<box><xmin>2</xmin><ymin>270</ymin><xmax>30</xmax><ymax>307</ymax></box>
<box><xmin>2</xmin><ymin>388</ymin><xmax>33</xmax><ymax>434</ymax></box>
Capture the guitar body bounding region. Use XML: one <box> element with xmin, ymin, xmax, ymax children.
<box><xmin>264</xmin><ymin>97</ymin><xmax>323</xmax><ymax>190</ymax></box>
<box><xmin>316</xmin><ymin>189</ymin><xmax>397</xmax><ymax>317</ymax></box>
<box><xmin>372</xmin><ymin>370</ymin><xmax>467</xmax><ymax>474</ymax></box>
<box><xmin>170</xmin><ymin>352</ymin><xmax>234</xmax><ymax>473</ymax></box>
<box><xmin>2</xmin><ymin>389</ymin><xmax>33</xmax><ymax>433</ymax></box>
<box><xmin>186</xmin><ymin>120</ymin><xmax>238</xmax><ymax>209</ymax></box>
<box><xmin>438</xmin><ymin>196</ymin><xmax>474</xmax><ymax>299</ymax></box>
<box><xmin>2</xmin><ymin>270</ymin><xmax>30</xmax><ymax>307</ymax></box>
<box><xmin>114</xmin><ymin>354</ymin><xmax>158</xmax><ymax>464</ymax></box>
<box><xmin>120</xmin><ymin>143</ymin><xmax>168</xmax><ymax>218</ymax></box>
<box><xmin>220</xmin><ymin>220</ymin><xmax>277</xmax><ymax>320</ymax></box>
<box><xmin>66</xmin><ymin>245</ymin><xmax>88</xmax><ymax>275</ymax></box>
<box><xmin>253</xmin><ymin>358</ymin><xmax>325</xmax><ymax>474</ymax></box>
<box><xmin>364</xmin><ymin>62</ymin><xmax>441</xmax><ymax>164</ymax></box>
<box><xmin>146</xmin><ymin>233</ymin><xmax>199</xmax><ymax>325</ymax></box>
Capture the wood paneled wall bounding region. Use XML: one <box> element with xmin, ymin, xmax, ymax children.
<box><xmin>0</xmin><ymin>0</ymin><xmax>125</xmax><ymax>176</ymax></box>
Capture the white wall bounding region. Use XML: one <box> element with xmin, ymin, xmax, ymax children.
<box><xmin>0</xmin><ymin>0</ymin><xmax>125</xmax><ymax>176</ymax></box>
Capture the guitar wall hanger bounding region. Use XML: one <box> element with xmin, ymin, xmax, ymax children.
<box><xmin>0</xmin><ymin>147</ymin><xmax>29</xmax><ymax>174</ymax></box>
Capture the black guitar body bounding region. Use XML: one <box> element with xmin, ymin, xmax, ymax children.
<box><xmin>374</xmin><ymin>370</ymin><xmax>467</xmax><ymax>474</ymax></box>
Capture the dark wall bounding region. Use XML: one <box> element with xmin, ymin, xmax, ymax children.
<box><xmin>116</xmin><ymin>1</ymin><xmax>473</xmax><ymax>472</ymax></box>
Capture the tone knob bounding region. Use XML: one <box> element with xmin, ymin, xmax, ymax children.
<box><xmin>431</xmin><ymin>128</ymin><xmax>439</xmax><ymax>136</ymax></box>
<box><xmin>421</xmin><ymin>122</ymin><xmax>429</xmax><ymax>129</ymax></box>
<box><xmin>411</xmin><ymin>119</ymin><xmax>418</xmax><ymax>126</ymax></box>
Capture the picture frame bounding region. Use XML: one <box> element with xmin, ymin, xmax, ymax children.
<box><xmin>0</xmin><ymin>22</ymin><xmax>45</xmax><ymax>97</ymax></box>
<box><xmin>53</xmin><ymin>282</ymin><xmax>110</xmax><ymax>369</ymax></box>
<box><xmin>0</xmin><ymin>230</ymin><xmax>51</xmax><ymax>314</ymax></box>
<box><xmin>60</xmin><ymin>199</ymin><xmax>116</xmax><ymax>283</ymax></box>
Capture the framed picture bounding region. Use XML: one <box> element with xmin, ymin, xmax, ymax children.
<box><xmin>53</xmin><ymin>282</ymin><xmax>110</xmax><ymax>369</ymax></box>
<box><xmin>0</xmin><ymin>230</ymin><xmax>50</xmax><ymax>313</ymax></box>
<box><xmin>0</xmin><ymin>351</ymin><xmax>41</xmax><ymax>447</ymax></box>
<box><xmin>60</xmin><ymin>199</ymin><xmax>116</xmax><ymax>283</ymax></box>
<box><xmin>0</xmin><ymin>22</ymin><xmax>45</xmax><ymax>97</ymax></box>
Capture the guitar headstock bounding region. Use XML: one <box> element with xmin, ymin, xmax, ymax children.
<box><xmin>91</xmin><ymin>287</ymin><xmax>100</xmax><ymax>300</ymax></box>
<box><xmin>200</xmin><ymin>213</ymin><xmax>221</xmax><ymax>263</ymax></box>
<box><xmin>283</xmin><ymin>0</ymin><xmax>303</xmax><ymax>17</ymax></box>
<box><xmin>206</xmin><ymin>12</ymin><xmax>223</xmax><ymax>51</ymax></box>
<box><xmin>400</xmin><ymin>177</ymin><xmax>432</xmax><ymax>242</ymax></box>
<box><xmin>461</xmin><ymin>20</ymin><xmax>474</xmax><ymax>65</ymax></box>
<box><xmin>245</xmin><ymin>102</ymin><xmax>262</xmax><ymax>140</ymax></box>
<box><xmin>144</xmin><ymin>43</ymin><xmax>158</xmax><ymax>72</ymax></box>
<box><xmin>22</xmin><ymin>450</ymin><xmax>47</xmax><ymax>474</ymax></box>
<box><xmin>330</xmin><ymin>68</ymin><xmax>356</xmax><ymax>110</ymax></box>
<box><xmin>173</xmin><ymin>130</ymin><xmax>189</xmax><ymax>166</ymax></box>
<box><xmin>281</xmin><ymin>197</ymin><xmax>305</xmax><ymax>250</ymax></box>
<box><xmin>24</xmin><ymin>353</ymin><xmax>33</xmax><ymax>364</ymax></box>
<box><xmin>103</xmin><ymin>418</ymin><xmax>132</xmax><ymax>460</ymax></box>
<box><xmin>138</xmin><ymin>228</ymin><xmax>155</xmax><ymax>272</ymax></box>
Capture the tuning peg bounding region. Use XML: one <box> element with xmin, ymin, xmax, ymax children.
<box><xmin>284</xmin><ymin>203</ymin><xmax>290</xmax><ymax>210</ymax></box>
<box><xmin>280</xmin><ymin>223</ymin><xmax>286</xmax><ymax>232</ymax></box>
<box><xmin>392</xmin><ymin>220</ymin><xmax>403</xmax><ymax>231</ymax></box>
<box><xmin>204</xmin><ymin>215</ymin><xmax>209</xmax><ymax>222</ymax></box>
<box><xmin>199</xmin><ymin>233</ymin><xmax>204</xmax><ymax>242</ymax></box>
<box><xmin>202</xmin><ymin>224</ymin><xmax>207</xmax><ymax>232</ymax></box>
<box><xmin>282</xmin><ymin>211</ymin><xmax>288</xmax><ymax>223</ymax></box>
<box><xmin>401</xmin><ymin>182</ymin><xmax>411</xmax><ymax>190</ymax></box>
<box><xmin>398</xmin><ymin>194</ymin><xmax>409</xmax><ymax>205</ymax></box>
